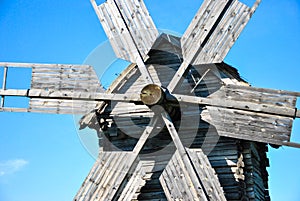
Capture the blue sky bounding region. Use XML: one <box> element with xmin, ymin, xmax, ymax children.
<box><xmin>0</xmin><ymin>0</ymin><xmax>300</xmax><ymax>201</ymax></box>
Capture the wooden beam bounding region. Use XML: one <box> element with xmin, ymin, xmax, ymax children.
<box><xmin>161</xmin><ymin>111</ymin><xmax>227</xmax><ymax>201</ymax></box>
<box><xmin>0</xmin><ymin>62</ymin><xmax>91</xmax><ymax>69</ymax></box>
<box><xmin>173</xmin><ymin>94</ymin><xmax>296</xmax><ymax>118</ymax></box>
<box><xmin>282</xmin><ymin>142</ymin><xmax>300</xmax><ymax>149</ymax></box>
<box><xmin>0</xmin><ymin>89</ymin><xmax>141</xmax><ymax>103</ymax></box>
<box><xmin>227</xmin><ymin>84</ymin><xmax>300</xmax><ymax>97</ymax></box>
<box><xmin>161</xmin><ymin>111</ymin><xmax>208</xmax><ymax>200</ymax></box>
<box><xmin>0</xmin><ymin>107</ymin><xmax>29</xmax><ymax>113</ymax></box>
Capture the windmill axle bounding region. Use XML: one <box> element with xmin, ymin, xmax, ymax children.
<box><xmin>140</xmin><ymin>84</ymin><xmax>165</xmax><ymax>106</ymax></box>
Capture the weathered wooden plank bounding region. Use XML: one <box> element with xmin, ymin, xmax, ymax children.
<box><xmin>168</xmin><ymin>0</ymin><xmax>261</xmax><ymax>92</ymax></box>
<box><xmin>117</xmin><ymin>160</ymin><xmax>146</xmax><ymax>200</ymax></box>
<box><xmin>0</xmin><ymin>107</ymin><xmax>29</xmax><ymax>113</ymax></box>
<box><xmin>93</xmin><ymin>0</ymin><xmax>156</xmax><ymax>84</ymax></box>
<box><xmin>94</xmin><ymin>0</ymin><xmax>158</xmax><ymax>63</ymax></box>
<box><xmin>0</xmin><ymin>89</ymin><xmax>140</xmax><ymax>102</ymax></box>
<box><xmin>30</xmin><ymin>63</ymin><xmax>100</xmax><ymax>91</ymax></box>
<box><xmin>227</xmin><ymin>84</ymin><xmax>300</xmax><ymax>97</ymax></box>
<box><xmin>75</xmin><ymin>152</ymin><xmax>129</xmax><ymax>201</ymax></box>
<box><xmin>181</xmin><ymin>0</ymin><xmax>231</xmax><ymax>63</ymax></box>
<box><xmin>75</xmin><ymin>117</ymin><xmax>159</xmax><ymax>200</ymax></box>
<box><xmin>187</xmin><ymin>148</ymin><xmax>226</xmax><ymax>201</ymax></box>
<box><xmin>31</xmin><ymin>72</ymin><xmax>98</xmax><ymax>79</ymax></box>
<box><xmin>182</xmin><ymin>0</ymin><xmax>261</xmax><ymax>65</ymax></box>
<box><xmin>216</xmin><ymin>84</ymin><xmax>297</xmax><ymax>108</ymax></box>
<box><xmin>193</xmin><ymin>1</ymin><xmax>248</xmax><ymax>64</ymax></box>
<box><xmin>29</xmin><ymin>108</ymin><xmax>90</xmax><ymax>114</ymax></box>
<box><xmin>175</xmin><ymin>94</ymin><xmax>296</xmax><ymax>118</ymax></box>
<box><xmin>0</xmin><ymin>62</ymin><xmax>91</xmax><ymax>69</ymax></box>
<box><xmin>160</xmin><ymin>151</ymin><xmax>206</xmax><ymax>200</ymax></box>
<box><xmin>174</xmin><ymin>84</ymin><xmax>298</xmax><ymax>118</ymax></box>
<box><xmin>203</xmin><ymin>106</ymin><xmax>293</xmax><ymax>145</ymax></box>
<box><xmin>160</xmin><ymin>112</ymin><xmax>228</xmax><ymax>200</ymax></box>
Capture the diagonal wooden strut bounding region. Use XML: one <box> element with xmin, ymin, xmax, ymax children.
<box><xmin>160</xmin><ymin>111</ymin><xmax>227</xmax><ymax>201</ymax></box>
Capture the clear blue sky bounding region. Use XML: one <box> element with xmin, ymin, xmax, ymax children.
<box><xmin>0</xmin><ymin>0</ymin><xmax>300</xmax><ymax>201</ymax></box>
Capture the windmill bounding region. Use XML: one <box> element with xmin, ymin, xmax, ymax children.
<box><xmin>1</xmin><ymin>0</ymin><xmax>299</xmax><ymax>200</ymax></box>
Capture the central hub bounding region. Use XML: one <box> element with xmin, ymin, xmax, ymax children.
<box><xmin>140</xmin><ymin>84</ymin><xmax>164</xmax><ymax>106</ymax></box>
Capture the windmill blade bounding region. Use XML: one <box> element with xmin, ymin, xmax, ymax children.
<box><xmin>160</xmin><ymin>149</ymin><xmax>226</xmax><ymax>201</ymax></box>
<box><xmin>0</xmin><ymin>62</ymin><xmax>141</xmax><ymax>114</ymax></box>
<box><xmin>168</xmin><ymin>0</ymin><xmax>261</xmax><ymax>92</ymax></box>
<box><xmin>182</xmin><ymin>0</ymin><xmax>261</xmax><ymax>65</ymax></box>
<box><xmin>74</xmin><ymin>117</ymin><xmax>158</xmax><ymax>201</ymax></box>
<box><xmin>173</xmin><ymin>84</ymin><xmax>300</xmax><ymax>147</ymax></box>
<box><xmin>91</xmin><ymin>0</ymin><xmax>159</xmax><ymax>84</ymax></box>
<box><xmin>160</xmin><ymin>112</ymin><xmax>227</xmax><ymax>201</ymax></box>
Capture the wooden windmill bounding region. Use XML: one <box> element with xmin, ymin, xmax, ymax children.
<box><xmin>1</xmin><ymin>0</ymin><xmax>300</xmax><ymax>200</ymax></box>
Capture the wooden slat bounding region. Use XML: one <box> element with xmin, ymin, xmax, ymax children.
<box><xmin>74</xmin><ymin>151</ymin><xmax>131</xmax><ymax>201</ymax></box>
<box><xmin>117</xmin><ymin>160</ymin><xmax>146</xmax><ymax>200</ymax></box>
<box><xmin>93</xmin><ymin>0</ymin><xmax>158</xmax><ymax>63</ymax></box>
<box><xmin>160</xmin><ymin>149</ymin><xmax>227</xmax><ymax>201</ymax></box>
<box><xmin>168</xmin><ymin>0</ymin><xmax>260</xmax><ymax>92</ymax></box>
<box><xmin>181</xmin><ymin>0</ymin><xmax>231</xmax><ymax>63</ymax></box>
<box><xmin>203</xmin><ymin>106</ymin><xmax>293</xmax><ymax>145</ymax></box>
<box><xmin>29</xmin><ymin>99</ymin><xmax>97</xmax><ymax>114</ymax></box>
<box><xmin>93</xmin><ymin>0</ymin><xmax>157</xmax><ymax>84</ymax></box>
<box><xmin>226</xmin><ymin>84</ymin><xmax>300</xmax><ymax>97</ymax></box>
<box><xmin>181</xmin><ymin>0</ymin><xmax>261</xmax><ymax>65</ymax></box>
<box><xmin>174</xmin><ymin>85</ymin><xmax>298</xmax><ymax>118</ymax></box>
<box><xmin>0</xmin><ymin>62</ymin><xmax>91</xmax><ymax>69</ymax></box>
<box><xmin>75</xmin><ymin>118</ymin><xmax>158</xmax><ymax>200</ymax></box>
<box><xmin>193</xmin><ymin>0</ymin><xmax>249</xmax><ymax>64</ymax></box>
<box><xmin>186</xmin><ymin>148</ymin><xmax>226</xmax><ymax>201</ymax></box>
<box><xmin>31</xmin><ymin>64</ymin><xmax>100</xmax><ymax>92</ymax></box>
<box><xmin>160</xmin><ymin>151</ymin><xmax>202</xmax><ymax>200</ymax></box>
<box><xmin>161</xmin><ymin>112</ymin><xmax>227</xmax><ymax>201</ymax></box>
<box><xmin>0</xmin><ymin>107</ymin><xmax>30</xmax><ymax>113</ymax></box>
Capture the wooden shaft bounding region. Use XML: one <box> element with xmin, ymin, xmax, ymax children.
<box><xmin>0</xmin><ymin>89</ymin><xmax>141</xmax><ymax>103</ymax></box>
<box><xmin>174</xmin><ymin>94</ymin><xmax>297</xmax><ymax>118</ymax></box>
<box><xmin>140</xmin><ymin>84</ymin><xmax>164</xmax><ymax>106</ymax></box>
